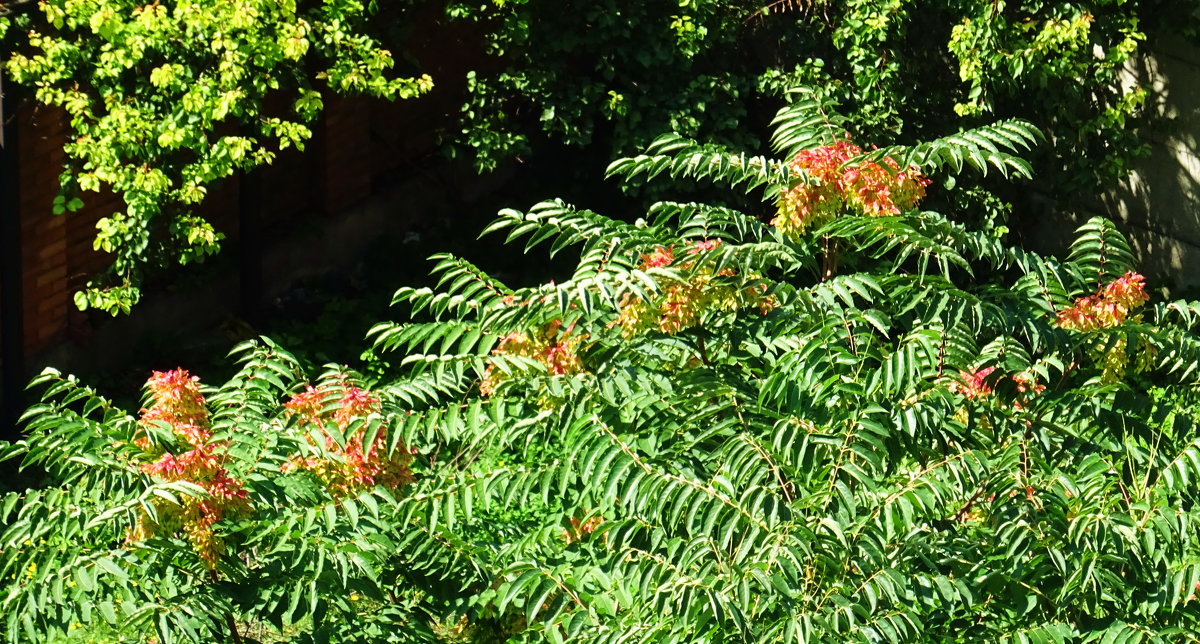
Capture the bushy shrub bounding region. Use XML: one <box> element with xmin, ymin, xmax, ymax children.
<box><xmin>7</xmin><ymin>92</ymin><xmax>1200</xmax><ymax>642</ymax></box>
<box><xmin>1</xmin><ymin>0</ymin><xmax>430</xmax><ymax>313</ymax></box>
<box><xmin>0</xmin><ymin>350</ymin><xmax>420</xmax><ymax>642</ymax></box>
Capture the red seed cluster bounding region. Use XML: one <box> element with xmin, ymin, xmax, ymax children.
<box><xmin>616</xmin><ymin>239</ymin><xmax>776</xmax><ymax>336</ymax></box>
<box><xmin>282</xmin><ymin>382</ymin><xmax>415</xmax><ymax>497</ymax></box>
<box><xmin>135</xmin><ymin>369</ymin><xmax>208</xmax><ymax>450</ymax></box>
<box><xmin>561</xmin><ymin>514</ymin><xmax>604</xmax><ymax>545</ymax></box>
<box><xmin>129</xmin><ymin>370</ymin><xmax>249</xmax><ymax>570</ymax></box>
<box><xmin>1055</xmin><ymin>272</ymin><xmax>1155</xmax><ymax>383</ymax></box>
<box><xmin>1056</xmin><ymin>272</ymin><xmax>1149</xmax><ymax>332</ymax></box>
<box><xmin>951</xmin><ymin>366</ymin><xmax>998</xmax><ymax>399</ymax></box>
<box><xmin>481</xmin><ymin>319</ymin><xmax>586</xmax><ymax>395</ymax></box>
<box><xmin>951</xmin><ymin>367</ymin><xmax>1046</xmax><ymax>404</ymax></box>
<box><xmin>773</xmin><ymin>138</ymin><xmax>929</xmax><ymax>239</ymax></box>
<box><xmin>950</xmin><ymin>368</ymin><xmax>1047</xmax><ymax>421</ymax></box>
<box><xmin>640</xmin><ymin>244</ymin><xmax>676</xmax><ymax>268</ymax></box>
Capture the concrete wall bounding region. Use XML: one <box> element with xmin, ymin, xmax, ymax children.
<box><xmin>1041</xmin><ymin>34</ymin><xmax>1200</xmax><ymax>295</ymax></box>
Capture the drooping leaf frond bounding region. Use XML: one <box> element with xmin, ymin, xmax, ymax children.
<box><xmin>855</xmin><ymin>119</ymin><xmax>1044</xmax><ymax>179</ymax></box>
<box><xmin>1065</xmin><ymin>216</ymin><xmax>1137</xmax><ymax>289</ymax></box>
<box><xmin>606</xmin><ymin>133</ymin><xmax>790</xmax><ymax>193</ymax></box>
<box><xmin>769</xmin><ymin>89</ymin><xmax>848</xmax><ymax>158</ymax></box>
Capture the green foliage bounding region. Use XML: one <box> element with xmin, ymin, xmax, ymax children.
<box><xmin>3</xmin><ymin>0</ymin><xmax>431</xmax><ymax>314</ymax></box>
<box><xmin>6</xmin><ymin>0</ymin><xmax>1196</xmax><ymax>315</ymax></box>
<box><xmin>447</xmin><ymin>0</ymin><xmax>766</xmax><ymax>170</ymax></box>
<box><xmin>450</xmin><ymin>0</ymin><xmax>1190</xmax><ymax>195</ymax></box>
<box><xmin>0</xmin><ymin>348</ymin><xmax>414</xmax><ymax>642</ymax></box>
<box><xmin>10</xmin><ymin>94</ymin><xmax>1200</xmax><ymax>642</ymax></box>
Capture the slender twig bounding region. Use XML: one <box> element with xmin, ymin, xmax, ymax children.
<box><xmin>696</xmin><ymin>335</ymin><xmax>713</xmax><ymax>366</ymax></box>
<box><xmin>952</xmin><ymin>484</ymin><xmax>989</xmax><ymax>523</ymax></box>
<box><xmin>821</xmin><ymin>236</ymin><xmax>839</xmax><ymax>280</ymax></box>
<box><xmin>225</xmin><ymin>613</ymin><xmax>244</xmax><ymax>644</ymax></box>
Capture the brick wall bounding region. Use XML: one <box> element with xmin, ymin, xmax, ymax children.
<box><xmin>17</xmin><ymin>104</ymin><xmax>69</xmax><ymax>353</ymax></box>
<box><xmin>14</xmin><ymin>104</ymin><xmax>115</xmax><ymax>354</ymax></box>
<box><xmin>7</xmin><ymin>91</ymin><xmax>376</xmax><ymax>357</ymax></box>
<box><xmin>3</xmin><ymin>7</ymin><xmax>492</xmax><ymax>363</ymax></box>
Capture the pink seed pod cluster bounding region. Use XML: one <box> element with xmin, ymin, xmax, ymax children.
<box><xmin>1056</xmin><ymin>272</ymin><xmax>1149</xmax><ymax>332</ymax></box>
<box><xmin>281</xmin><ymin>381</ymin><xmax>416</xmax><ymax>497</ymax></box>
<box><xmin>481</xmin><ymin>318</ymin><xmax>586</xmax><ymax>395</ymax></box>
<box><xmin>129</xmin><ymin>369</ymin><xmax>249</xmax><ymax>570</ymax></box>
<box><xmin>773</xmin><ymin>137</ymin><xmax>929</xmax><ymax>239</ymax></box>
<box><xmin>615</xmin><ymin>239</ymin><xmax>777</xmax><ymax>337</ymax></box>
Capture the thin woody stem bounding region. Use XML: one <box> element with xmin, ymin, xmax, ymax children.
<box><xmin>821</xmin><ymin>235</ymin><xmax>839</xmax><ymax>280</ymax></box>
<box><xmin>225</xmin><ymin>613</ymin><xmax>243</xmax><ymax>644</ymax></box>
<box><xmin>697</xmin><ymin>335</ymin><xmax>713</xmax><ymax>366</ymax></box>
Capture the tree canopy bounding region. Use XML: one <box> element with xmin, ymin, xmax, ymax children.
<box><xmin>3</xmin><ymin>0</ymin><xmax>1198</xmax><ymax>313</ymax></box>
